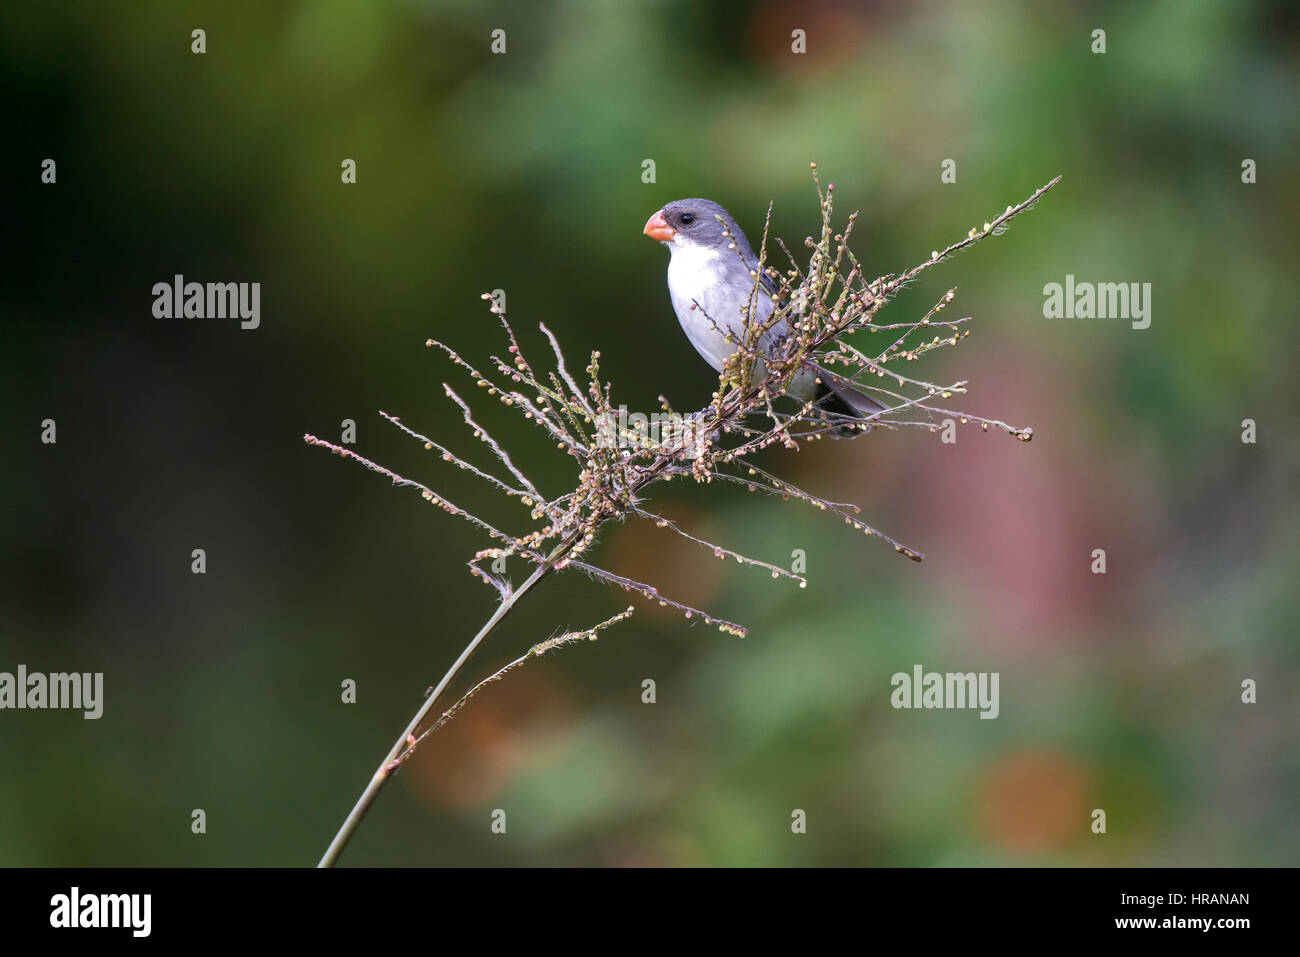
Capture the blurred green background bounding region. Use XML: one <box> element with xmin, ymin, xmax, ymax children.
<box><xmin>3</xmin><ymin>0</ymin><xmax>1298</xmax><ymax>866</ymax></box>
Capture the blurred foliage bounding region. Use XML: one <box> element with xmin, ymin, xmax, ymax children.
<box><xmin>2</xmin><ymin>0</ymin><xmax>1298</xmax><ymax>866</ymax></box>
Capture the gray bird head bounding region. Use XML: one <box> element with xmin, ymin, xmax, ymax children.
<box><xmin>643</xmin><ymin>198</ymin><xmax>756</xmax><ymax>258</ymax></box>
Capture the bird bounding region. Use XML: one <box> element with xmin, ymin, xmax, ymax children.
<box><xmin>643</xmin><ymin>198</ymin><xmax>887</xmax><ymax>431</ymax></box>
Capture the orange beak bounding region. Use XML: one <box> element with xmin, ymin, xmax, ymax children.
<box><xmin>643</xmin><ymin>210</ymin><xmax>675</xmax><ymax>243</ymax></box>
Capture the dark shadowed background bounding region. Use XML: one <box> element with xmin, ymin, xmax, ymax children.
<box><xmin>2</xmin><ymin>0</ymin><xmax>1298</xmax><ymax>866</ymax></box>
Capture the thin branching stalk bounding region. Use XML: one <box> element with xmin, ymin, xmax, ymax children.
<box><xmin>316</xmin><ymin>551</ymin><xmax>561</xmax><ymax>868</ymax></box>
<box><xmin>308</xmin><ymin>169</ymin><xmax>1060</xmax><ymax>865</ymax></box>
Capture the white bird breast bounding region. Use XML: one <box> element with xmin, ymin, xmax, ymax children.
<box><xmin>665</xmin><ymin>236</ymin><xmax>773</xmax><ymax>373</ymax></box>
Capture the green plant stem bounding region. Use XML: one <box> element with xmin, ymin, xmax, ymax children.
<box><xmin>316</xmin><ymin>559</ymin><xmax>554</xmax><ymax>868</ymax></box>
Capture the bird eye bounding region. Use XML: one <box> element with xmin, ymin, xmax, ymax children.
<box><xmin>679</xmin><ymin>213</ymin><xmax>695</xmax><ymax>225</ymax></box>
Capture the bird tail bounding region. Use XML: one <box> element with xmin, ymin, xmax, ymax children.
<box><xmin>808</xmin><ymin>361</ymin><xmax>889</xmax><ymax>419</ymax></box>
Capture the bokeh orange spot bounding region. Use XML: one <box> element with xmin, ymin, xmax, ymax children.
<box><xmin>973</xmin><ymin>749</ymin><xmax>1091</xmax><ymax>853</ymax></box>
